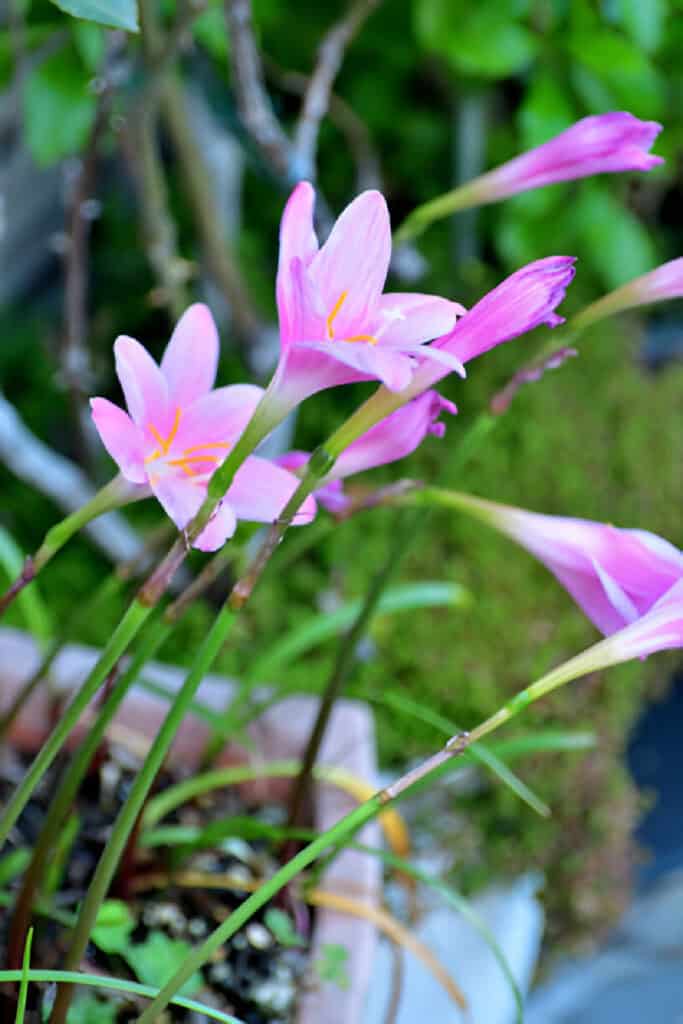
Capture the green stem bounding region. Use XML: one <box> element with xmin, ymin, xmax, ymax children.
<box><xmin>0</xmin><ymin>477</ymin><xmax>141</xmax><ymax>619</ymax></box>
<box><xmin>7</xmin><ymin>617</ymin><xmax>171</xmax><ymax>969</ymax></box>
<box><xmin>0</xmin><ymin>599</ymin><xmax>151</xmax><ymax>851</ymax></box>
<box><xmin>49</xmin><ymin>602</ymin><xmax>236</xmax><ymax>1024</ymax></box>
<box><xmin>286</xmin><ymin>509</ymin><xmax>418</xmax><ymax>835</ymax></box>
<box><xmin>393</xmin><ymin>179</ymin><xmax>484</xmax><ymax>244</ymax></box>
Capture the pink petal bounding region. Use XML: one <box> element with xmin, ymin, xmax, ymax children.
<box><xmin>114</xmin><ymin>335</ymin><xmax>169</xmax><ymax>430</ymax></box>
<box><xmin>160</xmin><ymin>304</ymin><xmax>220</xmax><ymax>408</ymax></box>
<box><xmin>277</xmin><ymin>182</ymin><xmax>319</xmax><ymax>344</ymax></box>
<box><xmin>375</xmin><ymin>295</ymin><xmax>461</xmax><ymax>348</ymax></box>
<box><xmin>228</xmin><ymin>456</ymin><xmax>317</xmax><ymax>525</ymax></box>
<box><xmin>149</xmin><ymin>472</ymin><xmax>203</xmax><ymax>532</ymax></box>
<box><xmin>174</xmin><ymin>385</ymin><xmax>264</xmax><ymax>452</ymax></box>
<box><xmin>90</xmin><ymin>397</ymin><xmax>147</xmax><ymax>483</ymax></box>
<box><xmin>329</xmin><ymin>390</ymin><xmax>457</xmax><ymax>481</ymax></box>
<box><xmin>195</xmin><ymin>501</ymin><xmax>238</xmax><ymax>552</ymax></box>
<box><xmin>309</xmin><ymin>191</ymin><xmax>391</xmax><ymax>334</ymax></box>
<box><xmin>296</xmin><ymin>340</ymin><xmax>415</xmax><ymax>392</ymax></box>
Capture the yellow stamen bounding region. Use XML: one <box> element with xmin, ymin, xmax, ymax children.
<box><xmin>182</xmin><ymin>442</ymin><xmax>231</xmax><ymax>455</ymax></box>
<box><xmin>144</xmin><ymin>448</ymin><xmax>162</xmax><ymax>464</ymax></box>
<box><xmin>146</xmin><ymin>406</ymin><xmax>182</xmax><ymax>456</ymax></box>
<box><xmin>345</xmin><ymin>333</ymin><xmax>379</xmax><ymax>345</ymax></box>
<box><xmin>326</xmin><ymin>291</ymin><xmax>348</xmax><ymax>340</ymax></box>
<box><xmin>167</xmin><ymin>455</ymin><xmax>220</xmax><ymax>468</ymax></box>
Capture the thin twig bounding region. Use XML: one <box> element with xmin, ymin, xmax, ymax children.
<box><xmin>265</xmin><ymin>56</ymin><xmax>381</xmax><ymax>191</ymax></box>
<box><xmin>225</xmin><ymin>0</ymin><xmax>292</xmax><ymax>177</ymax></box>
<box><xmin>292</xmin><ymin>0</ymin><xmax>381</xmax><ymax>179</ymax></box>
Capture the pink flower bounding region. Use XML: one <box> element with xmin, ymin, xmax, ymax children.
<box><xmin>90</xmin><ymin>305</ymin><xmax>316</xmax><ymax>551</ymax></box>
<box><xmin>460</xmin><ymin>113</ymin><xmax>663</xmax><ymax>206</ymax></box>
<box><xmin>279</xmin><ymin>390</ymin><xmax>456</xmax><ymax>513</ymax></box>
<box><xmin>270</xmin><ymin>182</ymin><xmax>466</xmax><ymax>414</ymax></box>
<box><xmin>460</xmin><ymin>495</ymin><xmax>683</xmax><ymax>637</ymax></box>
<box><xmin>601</xmin><ymin>579</ymin><xmax>683</xmax><ymax>662</ymax></box>
<box><xmin>406</xmin><ymin>257</ymin><xmax>577</xmax><ymax>396</ymax></box>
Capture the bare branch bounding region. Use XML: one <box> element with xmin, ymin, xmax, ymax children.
<box><xmin>225</xmin><ymin>0</ymin><xmax>292</xmax><ymax>178</ymax></box>
<box><xmin>292</xmin><ymin>0</ymin><xmax>381</xmax><ymax>179</ymax></box>
<box><xmin>160</xmin><ymin>76</ymin><xmax>265</xmax><ymax>350</ymax></box>
<box><xmin>0</xmin><ymin>394</ymin><xmax>144</xmax><ymax>565</ymax></box>
<box><xmin>265</xmin><ymin>56</ymin><xmax>381</xmax><ymax>191</ymax></box>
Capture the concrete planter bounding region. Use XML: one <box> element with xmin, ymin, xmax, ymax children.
<box><xmin>0</xmin><ymin>626</ymin><xmax>381</xmax><ymax>1024</ymax></box>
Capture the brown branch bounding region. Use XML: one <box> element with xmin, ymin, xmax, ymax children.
<box><xmin>292</xmin><ymin>0</ymin><xmax>381</xmax><ymax>179</ymax></box>
<box><xmin>160</xmin><ymin>76</ymin><xmax>265</xmax><ymax>349</ymax></box>
<box><xmin>225</xmin><ymin>0</ymin><xmax>292</xmax><ymax>177</ymax></box>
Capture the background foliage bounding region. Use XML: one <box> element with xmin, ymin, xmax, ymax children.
<box><xmin>1</xmin><ymin>0</ymin><xmax>682</xmax><ymax>953</ymax></box>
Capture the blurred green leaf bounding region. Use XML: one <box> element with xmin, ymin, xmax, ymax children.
<box><xmin>23</xmin><ymin>47</ymin><xmax>97</xmax><ymax>165</ymax></box>
<box><xmin>193</xmin><ymin>4</ymin><xmax>229</xmax><ymax>61</ymax></box>
<box><xmin>314</xmin><ymin>944</ymin><xmax>350</xmax><ymax>990</ymax></box>
<box><xmin>126</xmin><ymin>932</ymin><xmax>202</xmax><ymax>997</ymax></box>
<box><xmin>415</xmin><ymin>0</ymin><xmax>537</xmax><ymax>78</ymax></box>
<box><xmin>248</xmin><ymin>582</ymin><xmax>470</xmax><ymax>682</ymax></box>
<box><xmin>264</xmin><ymin>908</ymin><xmax>306</xmax><ymax>948</ymax></box>
<box><xmin>91</xmin><ymin>900</ymin><xmax>135</xmax><ymax>955</ymax></box>
<box><xmin>72</xmin><ymin>20</ymin><xmax>105</xmax><ymax>70</ymax></box>
<box><xmin>576</xmin><ymin>185</ymin><xmax>658</xmax><ymax>289</ymax></box>
<box><xmin>48</xmin><ymin>0</ymin><xmax>138</xmax><ymax>32</ymax></box>
<box><xmin>489</xmin><ymin>730</ymin><xmax>596</xmax><ymax>759</ymax></box>
<box><xmin>66</xmin><ymin>995</ymin><xmax>117</xmax><ymax>1024</ymax></box>
<box><xmin>0</xmin><ymin>526</ymin><xmax>52</xmax><ymax>648</ymax></box>
<box><xmin>568</xmin><ymin>27</ymin><xmax>665</xmax><ymax>116</ymax></box>
<box><xmin>518</xmin><ymin>72</ymin><xmax>577</xmax><ymax>148</ymax></box>
<box><xmin>0</xmin><ymin>848</ymin><xmax>31</xmax><ymax>887</ymax></box>
<box><xmin>616</xmin><ymin>0</ymin><xmax>666</xmax><ymax>54</ymax></box>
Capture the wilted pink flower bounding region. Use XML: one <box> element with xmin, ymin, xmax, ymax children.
<box><xmin>269</xmin><ymin>182</ymin><xmax>465</xmax><ymax>414</ymax></box>
<box><xmin>279</xmin><ymin>390</ymin><xmax>456</xmax><ymax>514</ymax></box>
<box><xmin>461</xmin><ymin>113</ymin><xmax>663</xmax><ymax>206</ymax></box>
<box><xmin>455</xmin><ymin>495</ymin><xmax>683</xmax><ymax>637</ymax></box>
<box><xmin>91</xmin><ymin>305</ymin><xmax>316</xmax><ymax>551</ymax></box>
<box><xmin>574</xmin><ymin>257</ymin><xmax>683</xmax><ymax>329</ymax></box>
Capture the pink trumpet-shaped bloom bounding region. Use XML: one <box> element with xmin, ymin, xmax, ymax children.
<box><xmin>462</xmin><ymin>113</ymin><xmax>662</xmax><ymax>206</ymax></box>
<box><xmin>574</xmin><ymin>257</ymin><xmax>683</xmax><ymax>329</ymax></box>
<box><xmin>599</xmin><ymin>579</ymin><xmax>683</xmax><ymax>662</ymax></box>
<box><xmin>278</xmin><ymin>390</ymin><xmax>456</xmax><ymax>514</ymax></box>
<box><xmin>271</xmin><ymin>182</ymin><xmax>466</xmax><ymax>413</ymax></box>
<box><xmin>90</xmin><ymin>304</ymin><xmax>316</xmax><ymax>551</ymax></box>
<box><xmin>469</xmin><ymin>498</ymin><xmax>683</xmax><ymax>638</ymax></box>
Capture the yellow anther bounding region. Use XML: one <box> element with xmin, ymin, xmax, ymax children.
<box><xmin>146</xmin><ymin>407</ymin><xmax>182</xmax><ymax>456</ymax></box>
<box><xmin>344</xmin><ymin>333</ymin><xmax>379</xmax><ymax>345</ymax></box>
<box><xmin>144</xmin><ymin>448</ymin><xmax>162</xmax><ymax>464</ymax></box>
<box><xmin>182</xmin><ymin>442</ymin><xmax>231</xmax><ymax>455</ymax></box>
<box><xmin>326</xmin><ymin>291</ymin><xmax>348</xmax><ymax>340</ymax></box>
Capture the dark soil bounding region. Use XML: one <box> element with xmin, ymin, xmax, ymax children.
<box><xmin>0</xmin><ymin>741</ymin><xmax>311</xmax><ymax>1023</ymax></box>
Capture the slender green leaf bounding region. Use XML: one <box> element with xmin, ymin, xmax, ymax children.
<box><xmin>616</xmin><ymin>0</ymin><xmax>666</xmax><ymax>54</ymax></box>
<box><xmin>249</xmin><ymin>582</ymin><xmax>470</xmax><ymax>682</ymax></box>
<box><xmin>0</xmin><ymin>848</ymin><xmax>32</xmax><ymax>886</ymax></box>
<box><xmin>14</xmin><ymin>928</ymin><xmax>33</xmax><ymax>1024</ymax></box>
<box><xmin>0</xmin><ymin>970</ymin><xmax>245</xmax><ymax>1023</ymax></box>
<box><xmin>488</xmin><ymin>730</ymin><xmax>596</xmax><ymax>760</ymax></box>
<box><xmin>0</xmin><ymin>526</ymin><xmax>52</xmax><ymax>648</ymax></box>
<box><xmin>48</xmin><ymin>0</ymin><xmax>138</xmax><ymax>32</ymax></box>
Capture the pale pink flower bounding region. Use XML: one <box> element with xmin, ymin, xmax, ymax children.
<box><xmin>278</xmin><ymin>390</ymin><xmax>456</xmax><ymax>513</ymax></box>
<box><xmin>459</xmin><ymin>113</ymin><xmax>663</xmax><ymax>206</ymax></box>
<box><xmin>90</xmin><ymin>305</ymin><xmax>316</xmax><ymax>551</ymax></box>
<box><xmin>269</xmin><ymin>182</ymin><xmax>466</xmax><ymax>415</ymax></box>
<box><xmin>457</xmin><ymin>495</ymin><xmax>683</xmax><ymax>637</ymax></box>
